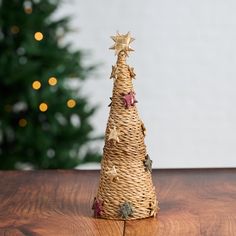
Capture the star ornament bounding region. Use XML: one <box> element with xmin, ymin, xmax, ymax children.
<box><xmin>143</xmin><ymin>154</ymin><xmax>153</xmax><ymax>173</ymax></box>
<box><xmin>108</xmin><ymin>126</ymin><xmax>120</xmax><ymax>143</ymax></box>
<box><xmin>106</xmin><ymin>166</ymin><xmax>119</xmax><ymax>182</ymax></box>
<box><xmin>122</xmin><ymin>91</ymin><xmax>138</xmax><ymax>109</ymax></box>
<box><xmin>128</xmin><ymin>66</ymin><xmax>136</xmax><ymax>79</ymax></box>
<box><xmin>141</xmin><ymin>121</ymin><xmax>147</xmax><ymax>137</ymax></box>
<box><xmin>92</xmin><ymin>197</ymin><xmax>104</xmax><ymax>218</ymax></box>
<box><xmin>108</xmin><ymin>97</ymin><xmax>112</xmax><ymax>107</ymax></box>
<box><xmin>120</xmin><ymin>202</ymin><xmax>133</xmax><ymax>219</ymax></box>
<box><xmin>148</xmin><ymin>200</ymin><xmax>158</xmax><ymax>217</ymax></box>
<box><xmin>110</xmin><ymin>32</ymin><xmax>135</xmax><ymax>55</ymax></box>
<box><xmin>110</xmin><ymin>65</ymin><xmax>118</xmax><ymax>80</ymax></box>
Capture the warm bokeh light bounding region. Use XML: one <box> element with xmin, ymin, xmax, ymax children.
<box><xmin>10</xmin><ymin>25</ymin><xmax>20</xmax><ymax>34</ymax></box>
<box><xmin>39</xmin><ymin>102</ymin><xmax>48</xmax><ymax>112</ymax></box>
<box><xmin>48</xmin><ymin>77</ymin><xmax>57</xmax><ymax>86</ymax></box>
<box><xmin>24</xmin><ymin>0</ymin><xmax>32</xmax><ymax>14</ymax></box>
<box><xmin>34</xmin><ymin>32</ymin><xmax>43</xmax><ymax>41</ymax></box>
<box><xmin>18</xmin><ymin>118</ymin><xmax>27</xmax><ymax>127</ymax></box>
<box><xmin>67</xmin><ymin>99</ymin><xmax>76</xmax><ymax>108</ymax></box>
<box><xmin>32</xmin><ymin>80</ymin><xmax>41</xmax><ymax>90</ymax></box>
<box><xmin>24</xmin><ymin>7</ymin><xmax>32</xmax><ymax>14</ymax></box>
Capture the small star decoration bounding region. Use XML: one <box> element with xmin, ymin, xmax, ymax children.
<box><xmin>141</xmin><ymin>121</ymin><xmax>146</xmax><ymax>137</ymax></box>
<box><xmin>122</xmin><ymin>91</ymin><xmax>137</xmax><ymax>109</ymax></box>
<box><xmin>143</xmin><ymin>154</ymin><xmax>152</xmax><ymax>173</ymax></box>
<box><xmin>110</xmin><ymin>65</ymin><xmax>119</xmax><ymax>80</ymax></box>
<box><xmin>128</xmin><ymin>66</ymin><xmax>136</xmax><ymax>79</ymax></box>
<box><xmin>108</xmin><ymin>126</ymin><xmax>120</xmax><ymax>143</ymax></box>
<box><xmin>148</xmin><ymin>200</ymin><xmax>158</xmax><ymax>217</ymax></box>
<box><xmin>110</xmin><ymin>32</ymin><xmax>135</xmax><ymax>56</ymax></box>
<box><xmin>120</xmin><ymin>202</ymin><xmax>133</xmax><ymax>219</ymax></box>
<box><xmin>92</xmin><ymin>197</ymin><xmax>104</xmax><ymax>218</ymax></box>
<box><xmin>106</xmin><ymin>166</ymin><xmax>119</xmax><ymax>182</ymax></box>
<box><xmin>108</xmin><ymin>97</ymin><xmax>112</xmax><ymax>107</ymax></box>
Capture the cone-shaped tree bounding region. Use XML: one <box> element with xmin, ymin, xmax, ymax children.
<box><xmin>93</xmin><ymin>33</ymin><xmax>159</xmax><ymax>220</ymax></box>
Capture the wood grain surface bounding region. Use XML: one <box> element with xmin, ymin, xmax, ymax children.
<box><xmin>0</xmin><ymin>169</ymin><xmax>235</xmax><ymax>236</ymax></box>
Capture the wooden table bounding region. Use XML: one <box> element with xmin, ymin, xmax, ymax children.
<box><xmin>0</xmin><ymin>169</ymin><xmax>235</xmax><ymax>236</ymax></box>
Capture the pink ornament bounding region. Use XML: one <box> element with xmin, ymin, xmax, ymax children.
<box><xmin>122</xmin><ymin>91</ymin><xmax>137</xmax><ymax>109</ymax></box>
<box><xmin>92</xmin><ymin>197</ymin><xmax>104</xmax><ymax>218</ymax></box>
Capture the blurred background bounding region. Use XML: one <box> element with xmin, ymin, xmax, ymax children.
<box><xmin>1</xmin><ymin>0</ymin><xmax>236</xmax><ymax>170</ymax></box>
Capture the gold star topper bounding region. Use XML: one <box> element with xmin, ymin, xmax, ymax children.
<box><xmin>110</xmin><ymin>32</ymin><xmax>135</xmax><ymax>56</ymax></box>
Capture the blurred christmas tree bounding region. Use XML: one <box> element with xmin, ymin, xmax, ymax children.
<box><xmin>0</xmin><ymin>0</ymin><xmax>101</xmax><ymax>169</ymax></box>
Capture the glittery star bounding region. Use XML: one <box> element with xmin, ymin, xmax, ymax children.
<box><xmin>92</xmin><ymin>197</ymin><xmax>104</xmax><ymax>218</ymax></box>
<box><xmin>128</xmin><ymin>66</ymin><xmax>136</xmax><ymax>79</ymax></box>
<box><xmin>143</xmin><ymin>154</ymin><xmax>152</xmax><ymax>173</ymax></box>
<box><xmin>120</xmin><ymin>202</ymin><xmax>133</xmax><ymax>219</ymax></box>
<box><xmin>106</xmin><ymin>166</ymin><xmax>119</xmax><ymax>182</ymax></box>
<box><xmin>108</xmin><ymin>126</ymin><xmax>120</xmax><ymax>143</ymax></box>
<box><xmin>110</xmin><ymin>65</ymin><xmax>118</xmax><ymax>80</ymax></box>
<box><xmin>141</xmin><ymin>121</ymin><xmax>146</xmax><ymax>137</ymax></box>
<box><xmin>110</xmin><ymin>32</ymin><xmax>135</xmax><ymax>56</ymax></box>
<box><xmin>122</xmin><ymin>91</ymin><xmax>138</xmax><ymax>109</ymax></box>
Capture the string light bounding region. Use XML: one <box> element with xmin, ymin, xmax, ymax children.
<box><xmin>48</xmin><ymin>77</ymin><xmax>57</xmax><ymax>86</ymax></box>
<box><xmin>24</xmin><ymin>7</ymin><xmax>32</xmax><ymax>14</ymax></box>
<box><xmin>67</xmin><ymin>99</ymin><xmax>76</xmax><ymax>108</ymax></box>
<box><xmin>10</xmin><ymin>25</ymin><xmax>20</xmax><ymax>34</ymax></box>
<box><xmin>32</xmin><ymin>80</ymin><xmax>41</xmax><ymax>90</ymax></box>
<box><xmin>34</xmin><ymin>32</ymin><xmax>43</xmax><ymax>41</ymax></box>
<box><xmin>19</xmin><ymin>118</ymin><xmax>27</xmax><ymax>127</ymax></box>
<box><xmin>39</xmin><ymin>102</ymin><xmax>48</xmax><ymax>112</ymax></box>
<box><xmin>24</xmin><ymin>0</ymin><xmax>33</xmax><ymax>14</ymax></box>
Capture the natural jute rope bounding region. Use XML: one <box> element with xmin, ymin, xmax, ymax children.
<box><xmin>94</xmin><ymin>45</ymin><xmax>159</xmax><ymax>220</ymax></box>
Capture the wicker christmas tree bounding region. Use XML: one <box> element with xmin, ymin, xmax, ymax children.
<box><xmin>92</xmin><ymin>32</ymin><xmax>159</xmax><ymax>220</ymax></box>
